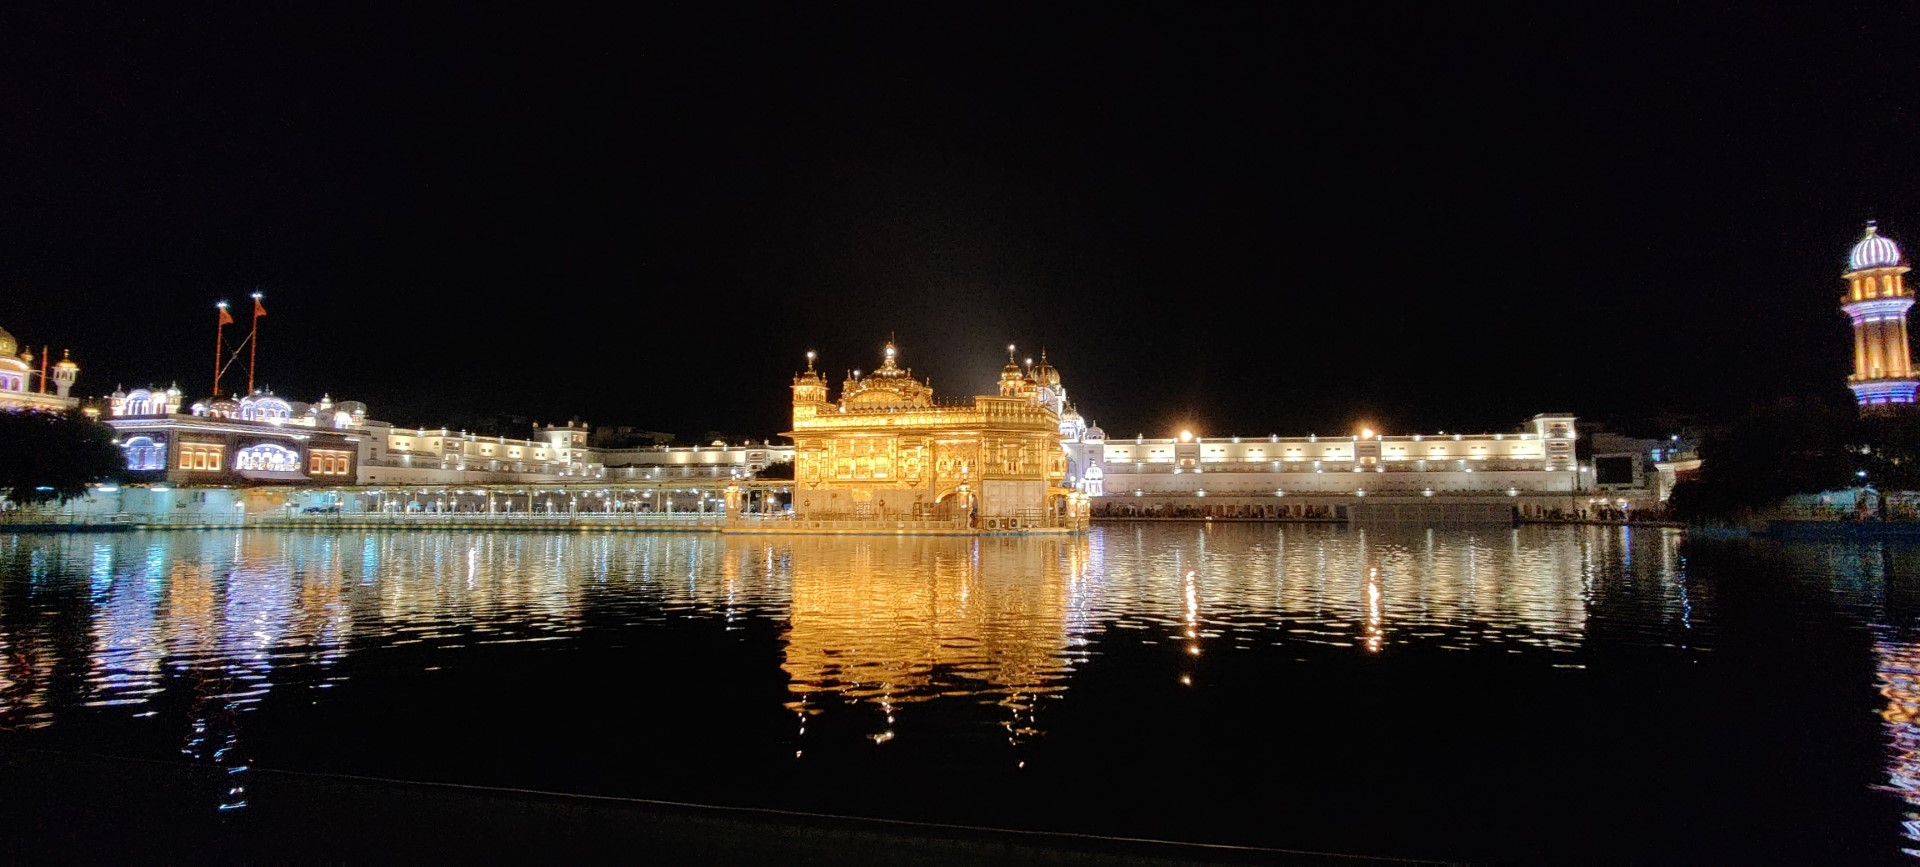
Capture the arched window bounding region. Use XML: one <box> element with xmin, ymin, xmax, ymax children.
<box><xmin>123</xmin><ymin>436</ymin><xmax>165</xmax><ymax>471</ymax></box>
<box><xmin>234</xmin><ymin>443</ymin><xmax>301</xmax><ymax>472</ymax></box>
<box><xmin>125</xmin><ymin>389</ymin><xmax>154</xmax><ymax>416</ymax></box>
<box><xmin>239</xmin><ymin>397</ymin><xmax>292</xmax><ymax>424</ymax></box>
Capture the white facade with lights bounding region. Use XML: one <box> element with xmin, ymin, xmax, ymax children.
<box><xmin>1079</xmin><ymin>414</ymin><xmax>1586</xmax><ymax>522</ymax></box>
<box><xmin>88</xmin><ymin>384</ymin><xmax>796</xmax><ymax>519</ymax></box>
<box><xmin>105</xmin><ymin>387</ymin><xmax>365</xmax><ymax>487</ymax></box>
<box><xmin>102</xmin><ymin>383</ymin><xmax>791</xmax><ymax>489</ymax></box>
<box><xmin>355</xmin><ymin>419</ymin><xmax>791</xmax><ymax>487</ymax></box>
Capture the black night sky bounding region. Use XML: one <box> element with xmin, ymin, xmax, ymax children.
<box><xmin>3</xmin><ymin>4</ymin><xmax>1916</xmax><ymax>442</ymax></box>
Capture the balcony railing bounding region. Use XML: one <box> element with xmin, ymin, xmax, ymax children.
<box><xmin>737</xmin><ymin>514</ymin><xmax>972</xmax><ymax>531</ymax></box>
<box><xmin>1105</xmin><ymin>459</ymin><xmax>1551</xmax><ymax>475</ymax></box>
<box><xmin>0</xmin><ymin>511</ymin><xmax>730</xmax><ymax>529</ymax></box>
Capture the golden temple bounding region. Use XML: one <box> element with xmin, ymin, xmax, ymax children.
<box><xmin>783</xmin><ymin>341</ymin><xmax>1086</xmax><ymax>531</ymax></box>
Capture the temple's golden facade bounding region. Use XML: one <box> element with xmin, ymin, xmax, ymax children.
<box><xmin>785</xmin><ymin>342</ymin><xmax>1069</xmax><ymax>523</ymax></box>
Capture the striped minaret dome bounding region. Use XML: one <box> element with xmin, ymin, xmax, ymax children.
<box><xmin>1852</xmin><ymin>221</ymin><xmax>1905</xmax><ymax>271</ymax></box>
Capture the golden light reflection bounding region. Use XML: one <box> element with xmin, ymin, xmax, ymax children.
<box><xmin>779</xmin><ymin>534</ymin><xmax>1091</xmax><ymax>745</ymax></box>
<box><xmin>1091</xmin><ymin>524</ymin><xmax>1626</xmax><ymax>656</ymax></box>
<box><xmin>1365</xmin><ymin>566</ymin><xmax>1383</xmax><ymax>654</ymax></box>
<box><xmin>1182</xmin><ymin>569</ymin><xmax>1200</xmax><ymax>661</ymax></box>
<box><xmin>0</xmin><ymin>524</ymin><xmax>1687</xmax><ymax>777</ymax></box>
<box><xmin>1875</xmin><ymin>635</ymin><xmax>1920</xmax><ymax>855</ymax></box>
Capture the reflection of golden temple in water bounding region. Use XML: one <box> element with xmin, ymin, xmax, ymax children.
<box><xmin>2</xmin><ymin>524</ymin><xmax>1706</xmax><ymax>782</ymax></box>
<box><xmin>769</xmin><ymin>534</ymin><xmax>1091</xmax><ymax>746</ymax></box>
<box><xmin>3</xmin><ymin>525</ymin><xmax>1682</xmax><ymax>735</ymax></box>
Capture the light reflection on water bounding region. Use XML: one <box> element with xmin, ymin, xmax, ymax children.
<box><xmin>5</xmin><ymin>522</ymin><xmax>1914</xmax><ymax>857</ymax></box>
<box><xmin>0</xmin><ymin>525</ymin><xmax>1698</xmax><ymax>731</ymax></box>
<box><xmin>776</xmin><ymin>524</ymin><xmax>1699</xmax><ymax>740</ymax></box>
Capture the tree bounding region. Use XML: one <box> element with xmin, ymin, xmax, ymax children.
<box><xmin>1855</xmin><ymin>412</ymin><xmax>1920</xmax><ymax>492</ymax></box>
<box><xmin>753</xmin><ymin>459</ymin><xmax>795</xmax><ymax>480</ymax></box>
<box><xmin>1668</xmin><ymin>392</ymin><xmax>1856</xmax><ymax>522</ymax></box>
<box><xmin>0</xmin><ymin>409</ymin><xmax>125</xmax><ymax>506</ymax></box>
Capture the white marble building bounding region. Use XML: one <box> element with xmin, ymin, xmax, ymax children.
<box><xmin>1073</xmin><ymin>414</ymin><xmax>1587</xmax><ymax>522</ymax></box>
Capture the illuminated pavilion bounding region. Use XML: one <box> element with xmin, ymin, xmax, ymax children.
<box><xmin>0</xmin><ymin>323</ymin><xmax>78</xmax><ymax>412</ymax></box>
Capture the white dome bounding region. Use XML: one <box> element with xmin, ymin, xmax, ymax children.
<box><xmin>1851</xmin><ymin>223</ymin><xmax>1904</xmax><ymax>271</ymax></box>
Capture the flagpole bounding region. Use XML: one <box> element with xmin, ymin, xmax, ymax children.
<box><xmin>214</xmin><ymin>301</ymin><xmax>230</xmax><ymax>397</ymax></box>
<box><xmin>248</xmin><ymin>291</ymin><xmax>263</xmax><ymax>395</ymax></box>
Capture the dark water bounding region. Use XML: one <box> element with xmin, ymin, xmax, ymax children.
<box><xmin>0</xmin><ymin>524</ymin><xmax>1913</xmax><ymax>861</ymax></box>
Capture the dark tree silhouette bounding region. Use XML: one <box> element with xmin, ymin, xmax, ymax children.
<box><xmin>753</xmin><ymin>459</ymin><xmax>795</xmax><ymax>480</ymax></box>
<box><xmin>0</xmin><ymin>409</ymin><xmax>124</xmax><ymax>506</ymax></box>
<box><xmin>1856</xmin><ymin>412</ymin><xmax>1920</xmax><ymax>492</ymax></box>
<box><xmin>1669</xmin><ymin>391</ymin><xmax>1859</xmax><ymax>522</ymax></box>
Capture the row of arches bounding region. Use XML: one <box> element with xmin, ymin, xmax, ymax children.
<box><xmin>121</xmin><ymin>438</ymin><xmax>305</xmax><ymax>473</ymax></box>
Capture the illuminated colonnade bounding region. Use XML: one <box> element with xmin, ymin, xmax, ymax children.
<box><xmin>1083</xmin><ymin>414</ymin><xmax>1584</xmax><ymax>519</ymax></box>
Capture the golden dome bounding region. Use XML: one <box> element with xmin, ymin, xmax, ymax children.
<box><xmin>871</xmin><ymin>341</ymin><xmax>909</xmax><ymax>377</ymax></box>
<box><xmin>0</xmin><ymin>327</ymin><xmax>13</xmax><ymax>358</ymax></box>
<box><xmin>54</xmin><ymin>349</ymin><xmax>77</xmax><ymax>370</ymax></box>
<box><xmin>794</xmin><ymin>350</ymin><xmax>826</xmax><ymax>385</ymax></box>
<box><xmin>1031</xmin><ymin>349</ymin><xmax>1060</xmax><ymax>387</ymax></box>
<box><xmin>1000</xmin><ymin>344</ymin><xmax>1024</xmax><ymax>380</ymax></box>
<box><xmin>827</xmin><ymin>341</ymin><xmax>934</xmax><ymax>408</ymax></box>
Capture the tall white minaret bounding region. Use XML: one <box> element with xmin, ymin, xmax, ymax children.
<box><xmin>1843</xmin><ymin>222</ymin><xmax>1917</xmax><ymax>411</ymax></box>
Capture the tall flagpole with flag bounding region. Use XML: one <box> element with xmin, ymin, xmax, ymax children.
<box><xmin>214</xmin><ymin>301</ymin><xmax>233</xmax><ymax>396</ymax></box>
<box><xmin>248</xmin><ymin>291</ymin><xmax>265</xmax><ymax>395</ymax></box>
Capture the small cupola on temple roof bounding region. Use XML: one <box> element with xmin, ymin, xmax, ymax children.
<box><xmin>794</xmin><ymin>350</ymin><xmax>826</xmax><ymax>383</ymax></box>
<box><xmin>1851</xmin><ymin>221</ymin><xmax>1906</xmax><ymax>271</ymax></box>
<box><xmin>1031</xmin><ymin>349</ymin><xmax>1061</xmax><ymax>388</ymax></box>
<box><xmin>1000</xmin><ymin>344</ymin><xmax>1024</xmax><ymax>381</ymax></box>
<box><xmin>871</xmin><ymin>340</ymin><xmax>910</xmax><ymax>378</ymax></box>
<box><xmin>998</xmin><ymin>344</ymin><xmax>1031</xmax><ymax>397</ymax></box>
<box><xmin>791</xmin><ymin>349</ymin><xmax>831</xmax><ymax>408</ymax></box>
<box><xmin>837</xmin><ymin>340</ymin><xmax>933</xmax><ymax>408</ymax></box>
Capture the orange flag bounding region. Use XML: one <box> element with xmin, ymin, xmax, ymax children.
<box><xmin>217</xmin><ymin>304</ymin><xmax>234</xmax><ymax>326</ymax></box>
<box><xmin>253</xmin><ymin>296</ymin><xmax>267</xmax><ymax>318</ymax></box>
